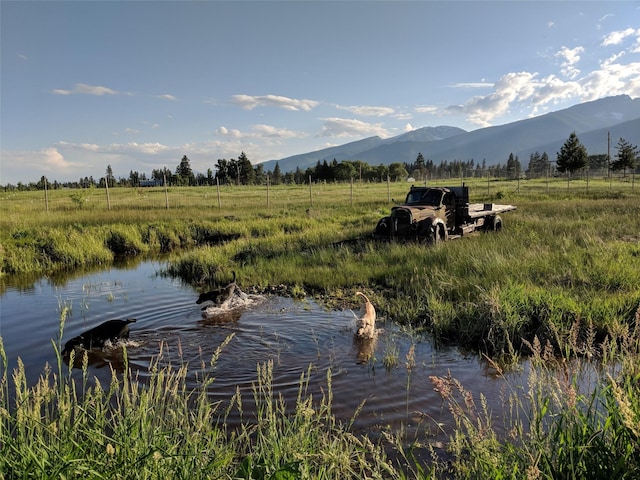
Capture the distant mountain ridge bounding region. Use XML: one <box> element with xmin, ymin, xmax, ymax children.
<box><xmin>261</xmin><ymin>95</ymin><xmax>640</xmax><ymax>172</ymax></box>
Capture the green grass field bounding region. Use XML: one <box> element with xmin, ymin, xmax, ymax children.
<box><xmin>2</xmin><ymin>177</ymin><xmax>640</xmax><ymax>478</ymax></box>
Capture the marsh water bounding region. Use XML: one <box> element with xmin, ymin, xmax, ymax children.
<box><xmin>1</xmin><ymin>259</ymin><xmax>588</xmax><ymax>454</ymax></box>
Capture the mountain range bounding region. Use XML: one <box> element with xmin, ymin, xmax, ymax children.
<box><xmin>261</xmin><ymin>95</ymin><xmax>640</xmax><ymax>172</ymax></box>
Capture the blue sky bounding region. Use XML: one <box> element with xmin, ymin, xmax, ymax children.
<box><xmin>1</xmin><ymin>1</ymin><xmax>639</xmax><ymax>184</ymax></box>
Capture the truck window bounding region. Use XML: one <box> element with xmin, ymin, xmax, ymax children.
<box><xmin>444</xmin><ymin>192</ymin><xmax>455</xmax><ymax>206</ymax></box>
<box><xmin>405</xmin><ymin>190</ymin><xmax>425</xmax><ymax>204</ymax></box>
<box><xmin>421</xmin><ymin>189</ymin><xmax>443</xmax><ymax>206</ymax></box>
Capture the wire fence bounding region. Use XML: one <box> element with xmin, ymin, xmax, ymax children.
<box><xmin>1</xmin><ymin>172</ymin><xmax>637</xmax><ymax>216</ymax></box>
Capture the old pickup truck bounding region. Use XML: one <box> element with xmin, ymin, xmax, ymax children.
<box><xmin>373</xmin><ymin>185</ymin><xmax>516</xmax><ymax>243</ymax></box>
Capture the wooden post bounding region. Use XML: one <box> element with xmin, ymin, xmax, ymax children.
<box><xmin>105</xmin><ymin>176</ymin><xmax>111</xmax><ymax>210</ymax></box>
<box><xmin>350</xmin><ymin>177</ymin><xmax>353</xmax><ymax>207</ymax></box>
<box><xmin>387</xmin><ymin>175</ymin><xmax>391</xmax><ymax>203</ymax></box>
<box><xmin>309</xmin><ymin>175</ymin><xmax>312</xmax><ymax>206</ymax></box>
<box><xmin>267</xmin><ymin>174</ymin><xmax>270</xmax><ymax>208</ymax></box>
<box><xmin>164</xmin><ymin>173</ymin><xmax>169</xmax><ymax>209</ymax></box>
<box><xmin>216</xmin><ymin>177</ymin><xmax>221</xmax><ymax>209</ymax></box>
<box><xmin>546</xmin><ymin>163</ymin><xmax>550</xmax><ymax>194</ymax></box>
<box><xmin>487</xmin><ymin>169</ymin><xmax>490</xmax><ymax>196</ymax></box>
<box><xmin>44</xmin><ymin>177</ymin><xmax>49</xmax><ymax>212</ymax></box>
<box><xmin>586</xmin><ymin>168</ymin><xmax>589</xmax><ymax>193</ymax></box>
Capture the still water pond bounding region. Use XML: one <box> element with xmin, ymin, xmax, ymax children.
<box><xmin>2</xmin><ymin>260</ymin><xmax>528</xmax><ymax>449</ymax></box>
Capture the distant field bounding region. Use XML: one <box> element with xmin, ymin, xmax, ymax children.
<box><xmin>1</xmin><ymin>174</ymin><xmax>637</xmax><ymax>224</ymax></box>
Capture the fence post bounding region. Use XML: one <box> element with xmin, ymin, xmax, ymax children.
<box><xmin>216</xmin><ymin>177</ymin><xmax>221</xmax><ymax>209</ymax></box>
<box><xmin>105</xmin><ymin>177</ymin><xmax>111</xmax><ymax>210</ymax></box>
<box><xmin>350</xmin><ymin>177</ymin><xmax>353</xmax><ymax>207</ymax></box>
<box><xmin>387</xmin><ymin>175</ymin><xmax>391</xmax><ymax>203</ymax></box>
<box><xmin>487</xmin><ymin>169</ymin><xmax>490</xmax><ymax>196</ymax></box>
<box><xmin>267</xmin><ymin>174</ymin><xmax>270</xmax><ymax>208</ymax></box>
<box><xmin>44</xmin><ymin>176</ymin><xmax>49</xmax><ymax>212</ymax></box>
<box><xmin>586</xmin><ymin>168</ymin><xmax>589</xmax><ymax>193</ymax></box>
<box><xmin>309</xmin><ymin>175</ymin><xmax>312</xmax><ymax>206</ymax></box>
<box><xmin>546</xmin><ymin>165</ymin><xmax>550</xmax><ymax>194</ymax></box>
<box><xmin>164</xmin><ymin>173</ymin><xmax>169</xmax><ymax>209</ymax></box>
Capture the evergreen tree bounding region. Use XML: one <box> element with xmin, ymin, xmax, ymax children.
<box><xmin>272</xmin><ymin>162</ymin><xmax>283</xmax><ymax>185</ymax></box>
<box><xmin>105</xmin><ymin>165</ymin><xmax>115</xmax><ymax>188</ymax></box>
<box><xmin>611</xmin><ymin>137</ymin><xmax>638</xmax><ymax>176</ymax></box>
<box><xmin>526</xmin><ymin>151</ymin><xmax>552</xmax><ymax>178</ymax></box>
<box><xmin>215</xmin><ymin>159</ymin><xmax>231</xmax><ymax>184</ymax></box>
<box><xmin>588</xmin><ymin>154</ymin><xmax>608</xmax><ymax>173</ymax></box>
<box><xmin>254</xmin><ymin>163</ymin><xmax>265</xmax><ymax>185</ymax></box>
<box><xmin>129</xmin><ymin>170</ymin><xmax>140</xmax><ymax>187</ymax></box>
<box><xmin>556</xmin><ymin>132</ymin><xmax>588</xmax><ymax>175</ymax></box>
<box><xmin>176</xmin><ymin>155</ymin><xmax>195</xmax><ymax>185</ymax></box>
<box><xmin>237</xmin><ymin>152</ymin><xmax>255</xmax><ymax>185</ymax></box>
<box><xmin>415</xmin><ymin>152</ymin><xmax>426</xmax><ymax>180</ymax></box>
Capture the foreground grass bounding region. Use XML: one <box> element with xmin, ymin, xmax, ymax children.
<box><xmin>2</xmin><ymin>309</ymin><xmax>639</xmax><ymax>479</ymax></box>
<box><xmin>0</xmin><ymin>337</ymin><xmax>405</xmax><ymax>479</ymax></box>
<box><xmin>430</xmin><ymin>310</ymin><xmax>640</xmax><ymax>479</ymax></box>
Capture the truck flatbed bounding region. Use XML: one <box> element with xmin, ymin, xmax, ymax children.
<box><xmin>467</xmin><ymin>203</ymin><xmax>517</xmax><ymax>219</ymax></box>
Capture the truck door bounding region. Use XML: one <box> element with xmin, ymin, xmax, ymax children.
<box><xmin>444</xmin><ymin>192</ymin><xmax>456</xmax><ymax>229</ymax></box>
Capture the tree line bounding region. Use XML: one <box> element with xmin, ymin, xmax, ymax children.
<box><xmin>3</xmin><ymin>135</ymin><xmax>637</xmax><ymax>191</ymax></box>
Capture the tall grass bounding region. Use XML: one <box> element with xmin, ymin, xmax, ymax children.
<box><xmin>0</xmin><ymin>333</ymin><xmax>406</xmax><ymax>479</ymax></box>
<box><xmin>2</xmin><ymin>310</ymin><xmax>639</xmax><ymax>478</ymax></box>
<box><xmin>428</xmin><ymin>307</ymin><xmax>640</xmax><ymax>479</ymax></box>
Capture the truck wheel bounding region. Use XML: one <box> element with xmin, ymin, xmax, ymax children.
<box><xmin>486</xmin><ymin>215</ymin><xmax>503</xmax><ymax>232</ymax></box>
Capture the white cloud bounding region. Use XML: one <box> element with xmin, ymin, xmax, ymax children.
<box><xmin>555</xmin><ymin>46</ymin><xmax>584</xmax><ymax>79</ymax></box>
<box><xmin>156</xmin><ymin>94</ymin><xmax>177</xmax><ymax>101</ymax></box>
<box><xmin>445</xmin><ymin>71</ymin><xmax>538</xmax><ymax>127</ymax></box>
<box><xmin>114</xmin><ymin>142</ymin><xmax>170</xmax><ymax>155</ymax></box>
<box><xmin>450</xmin><ymin>82</ymin><xmax>494</xmax><ymax>88</ymax></box>
<box><xmin>580</xmin><ymin>61</ymin><xmax>640</xmax><ymax>100</ymax></box>
<box><xmin>52</xmin><ymin>83</ymin><xmax>119</xmax><ymax>96</ymax></box>
<box><xmin>56</xmin><ymin>140</ymin><xmax>170</xmax><ymax>156</ymax></box>
<box><xmin>440</xmin><ymin>25</ymin><xmax>640</xmax><ymax>128</ymax></box>
<box><xmin>318</xmin><ymin>118</ymin><xmax>389</xmax><ymax>138</ymax></box>
<box><xmin>0</xmin><ymin>147</ymin><xmax>81</xmax><ymax>183</ymax></box>
<box><xmin>231</xmin><ymin>94</ymin><xmax>319</xmax><ymax>111</ymax></box>
<box><xmin>56</xmin><ymin>141</ymin><xmax>100</xmax><ymax>151</ymax></box>
<box><xmin>216</xmin><ymin>124</ymin><xmax>305</xmax><ymax>141</ymax></box>
<box><xmin>250</xmin><ymin>124</ymin><xmax>304</xmax><ymax>139</ymax></box>
<box><xmin>602</xmin><ymin>28</ymin><xmax>638</xmax><ymax>46</ymax></box>
<box><xmin>216</xmin><ymin>126</ymin><xmax>243</xmax><ymax>138</ymax></box>
<box><xmin>415</xmin><ymin>105</ymin><xmax>438</xmax><ymax>114</ymax></box>
<box><xmin>337</xmin><ymin>105</ymin><xmax>395</xmax><ymax>117</ymax></box>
